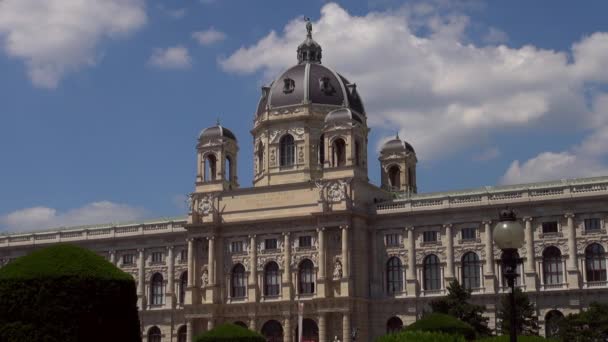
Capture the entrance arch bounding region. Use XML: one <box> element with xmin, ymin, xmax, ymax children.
<box><xmin>261</xmin><ymin>320</ymin><xmax>283</xmax><ymax>342</ymax></box>
<box><xmin>296</xmin><ymin>318</ymin><xmax>319</xmax><ymax>342</ymax></box>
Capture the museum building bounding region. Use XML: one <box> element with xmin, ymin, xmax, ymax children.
<box><xmin>1</xmin><ymin>23</ymin><xmax>608</xmax><ymax>342</ymax></box>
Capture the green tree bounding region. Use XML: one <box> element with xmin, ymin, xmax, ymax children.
<box><xmin>430</xmin><ymin>280</ymin><xmax>492</xmax><ymax>338</ymax></box>
<box><xmin>558</xmin><ymin>302</ymin><xmax>608</xmax><ymax>342</ymax></box>
<box><xmin>497</xmin><ymin>287</ymin><xmax>539</xmax><ymax>335</ymax></box>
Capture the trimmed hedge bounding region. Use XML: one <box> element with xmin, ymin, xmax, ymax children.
<box><xmin>195</xmin><ymin>323</ymin><xmax>265</xmax><ymax>342</ymax></box>
<box><xmin>475</xmin><ymin>336</ymin><xmax>558</xmax><ymax>342</ymax></box>
<box><xmin>376</xmin><ymin>330</ymin><xmax>466</xmax><ymax>342</ymax></box>
<box><xmin>0</xmin><ymin>244</ymin><xmax>141</xmax><ymax>342</ymax></box>
<box><xmin>406</xmin><ymin>313</ymin><xmax>477</xmax><ymax>340</ymax></box>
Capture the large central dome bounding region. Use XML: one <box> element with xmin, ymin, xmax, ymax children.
<box><xmin>255</xmin><ymin>21</ymin><xmax>365</xmax><ymax>117</ymax></box>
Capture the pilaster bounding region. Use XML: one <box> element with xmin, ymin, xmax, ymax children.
<box><xmin>166</xmin><ymin>245</ymin><xmax>175</xmax><ymax>308</ymax></box>
<box><xmin>248</xmin><ymin>234</ymin><xmax>258</xmax><ymax>302</ymax></box>
<box><xmin>565</xmin><ymin>212</ymin><xmax>580</xmax><ymax>289</ymax></box>
<box><xmin>483</xmin><ymin>220</ymin><xmax>497</xmax><ymax>293</ymax></box>
<box><xmin>523</xmin><ymin>217</ymin><xmax>538</xmax><ymax>291</ymax></box>
<box><xmin>444</xmin><ymin>224</ymin><xmax>455</xmax><ymax>281</ymax></box>
<box><xmin>405</xmin><ymin>226</ymin><xmax>417</xmax><ymax>296</ymax></box>
<box><xmin>186</xmin><ymin>238</ymin><xmax>198</xmax><ymax>305</ymax></box>
<box><xmin>340</xmin><ymin>225</ymin><xmax>351</xmax><ymax>296</ymax></box>
<box><xmin>316</xmin><ymin>227</ymin><xmax>327</xmax><ymax>297</ymax></box>
<box><xmin>282</xmin><ymin>232</ymin><xmax>292</xmax><ymax>300</ymax></box>
<box><xmin>137</xmin><ymin>248</ymin><xmax>146</xmax><ymax>310</ymax></box>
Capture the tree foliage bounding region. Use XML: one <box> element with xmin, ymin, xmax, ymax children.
<box><xmin>375</xmin><ymin>330</ymin><xmax>466</xmax><ymax>342</ymax></box>
<box><xmin>405</xmin><ymin>313</ymin><xmax>476</xmax><ymax>340</ymax></box>
<box><xmin>496</xmin><ymin>287</ymin><xmax>539</xmax><ymax>336</ymax></box>
<box><xmin>557</xmin><ymin>302</ymin><xmax>608</xmax><ymax>342</ymax></box>
<box><xmin>195</xmin><ymin>323</ymin><xmax>265</xmax><ymax>342</ymax></box>
<box><xmin>0</xmin><ymin>244</ymin><xmax>141</xmax><ymax>342</ymax></box>
<box><xmin>430</xmin><ymin>280</ymin><xmax>492</xmax><ymax>338</ymax></box>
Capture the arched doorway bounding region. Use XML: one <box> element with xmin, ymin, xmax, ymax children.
<box><xmin>261</xmin><ymin>320</ymin><xmax>283</xmax><ymax>342</ymax></box>
<box><xmin>545</xmin><ymin>310</ymin><xmax>564</xmax><ymax>338</ymax></box>
<box><xmin>296</xmin><ymin>318</ymin><xmax>319</xmax><ymax>342</ymax></box>
<box><xmin>386</xmin><ymin>316</ymin><xmax>403</xmax><ymax>334</ymax></box>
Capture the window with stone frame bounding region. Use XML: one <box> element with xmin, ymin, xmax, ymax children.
<box><xmin>542</xmin><ymin>221</ymin><xmax>559</xmax><ymax>234</ymax></box>
<box><xmin>179</xmin><ymin>249</ymin><xmax>187</xmax><ymax>263</ymax></box>
<box><xmin>585</xmin><ymin>218</ymin><xmax>602</xmax><ymax>232</ymax></box>
<box><xmin>265</xmin><ymin>238</ymin><xmax>278</xmax><ymax>250</ymax></box>
<box><xmin>151</xmin><ymin>251</ymin><xmax>164</xmax><ymax>264</ymax></box>
<box><xmin>461</xmin><ymin>227</ymin><xmax>477</xmax><ymax>241</ymax></box>
<box><xmin>122</xmin><ymin>253</ymin><xmax>134</xmax><ymax>266</ymax></box>
<box><xmin>385</xmin><ymin>233</ymin><xmax>400</xmax><ymax>247</ymax></box>
<box><xmin>231</xmin><ymin>241</ymin><xmax>244</xmax><ymax>253</ymax></box>
<box><xmin>299</xmin><ymin>235</ymin><xmax>312</xmax><ymax>248</ymax></box>
<box><xmin>423</xmin><ymin>231</ymin><xmax>438</xmax><ymax>243</ymax></box>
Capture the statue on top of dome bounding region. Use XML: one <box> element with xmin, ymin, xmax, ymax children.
<box><xmin>304</xmin><ymin>17</ymin><xmax>312</xmax><ymax>38</ymax></box>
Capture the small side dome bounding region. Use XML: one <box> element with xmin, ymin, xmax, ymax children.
<box><xmin>325</xmin><ymin>107</ymin><xmax>362</xmax><ymax>124</ymax></box>
<box><xmin>199</xmin><ymin>124</ymin><xmax>237</xmax><ymax>141</ymax></box>
<box><xmin>381</xmin><ymin>135</ymin><xmax>415</xmax><ymax>154</ymax></box>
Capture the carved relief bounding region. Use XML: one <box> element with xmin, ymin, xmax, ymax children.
<box><xmin>291</xmin><ymin>253</ymin><xmax>318</xmax><ymax>268</ymax></box>
<box><xmin>416</xmin><ymin>248</ymin><xmax>446</xmax><ymax>264</ymax></box>
<box><xmin>315</xmin><ymin>179</ymin><xmax>351</xmax><ymax>203</ymax></box>
<box><xmin>533</xmin><ymin>239</ymin><xmax>569</xmax><ymax>257</ymax></box>
<box><xmin>196</xmin><ymin>194</ymin><xmax>216</xmax><ymax>216</ymax></box>
<box><xmin>333</xmin><ymin>259</ymin><xmax>343</xmax><ymax>279</ymax></box>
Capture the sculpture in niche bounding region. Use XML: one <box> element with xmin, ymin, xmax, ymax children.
<box><xmin>201</xmin><ymin>269</ymin><xmax>209</xmax><ymax>287</ymax></box>
<box><xmin>283</xmin><ymin>78</ymin><xmax>295</xmax><ymax>93</ymax></box>
<box><xmin>186</xmin><ymin>194</ymin><xmax>194</xmax><ymax>213</ymax></box>
<box><xmin>196</xmin><ymin>195</ymin><xmax>214</xmax><ymax>216</ymax></box>
<box><xmin>333</xmin><ymin>259</ymin><xmax>343</xmax><ymax>279</ymax></box>
<box><xmin>319</xmin><ymin>76</ymin><xmax>336</xmax><ymax>95</ymax></box>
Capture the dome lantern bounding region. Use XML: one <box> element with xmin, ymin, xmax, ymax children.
<box><xmin>297</xmin><ymin>18</ymin><xmax>322</xmax><ymax>64</ymax></box>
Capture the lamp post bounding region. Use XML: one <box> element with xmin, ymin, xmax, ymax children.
<box><xmin>493</xmin><ymin>209</ymin><xmax>525</xmax><ymax>342</ymax></box>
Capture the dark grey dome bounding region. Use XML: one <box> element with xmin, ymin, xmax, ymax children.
<box><xmin>199</xmin><ymin>124</ymin><xmax>236</xmax><ymax>141</ymax></box>
<box><xmin>381</xmin><ymin>136</ymin><xmax>415</xmax><ymax>154</ymax></box>
<box><xmin>255</xmin><ymin>21</ymin><xmax>365</xmax><ymax>117</ymax></box>
<box><xmin>325</xmin><ymin>107</ymin><xmax>362</xmax><ymax>124</ymax></box>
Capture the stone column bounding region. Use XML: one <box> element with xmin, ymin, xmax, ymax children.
<box><xmin>186</xmin><ymin>319</ymin><xmax>193</xmax><ymax>342</ymax></box>
<box><xmin>249</xmin><ymin>234</ymin><xmax>258</xmax><ymax>301</ymax></box>
<box><xmin>187</xmin><ymin>238</ymin><xmax>195</xmax><ymax>286</ymax></box>
<box><xmin>405</xmin><ymin>226</ymin><xmax>417</xmax><ymax>295</ymax></box>
<box><xmin>249</xmin><ymin>316</ymin><xmax>257</xmax><ymax>332</ymax></box>
<box><xmin>207</xmin><ymin>318</ymin><xmax>215</xmax><ymax>331</ymax></box>
<box><xmin>565</xmin><ymin>213</ymin><xmax>580</xmax><ymax>289</ymax></box>
<box><xmin>444</xmin><ymin>224</ymin><xmax>454</xmax><ymax>280</ymax></box>
<box><xmin>523</xmin><ymin>217</ymin><xmax>537</xmax><ymax>291</ymax></box>
<box><xmin>109</xmin><ymin>249</ymin><xmax>116</xmax><ymax>264</ymax></box>
<box><xmin>483</xmin><ymin>221</ymin><xmax>496</xmax><ymax>293</ymax></box>
<box><xmin>317</xmin><ymin>227</ymin><xmax>326</xmax><ymax>297</ymax></box>
<box><xmin>283</xmin><ymin>232</ymin><xmax>292</xmax><ymax>299</ymax></box>
<box><xmin>341</xmin><ymin>225</ymin><xmax>350</xmax><ymax>296</ymax></box>
<box><xmin>137</xmin><ymin>248</ymin><xmax>146</xmax><ymax>310</ymax></box>
<box><xmin>370</xmin><ymin>228</ymin><xmax>379</xmax><ymax>296</ymax></box>
<box><xmin>208</xmin><ymin>236</ymin><xmax>216</xmax><ymax>285</ymax></box>
<box><xmin>283</xmin><ymin>315</ymin><xmax>292</xmax><ymax>342</ymax></box>
<box><xmin>319</xmin><ymin>313</ymin><xmax>327</xmax><ymax>342</ymax></box>
<box><xmin>167</xmin><ymin>246</ymin><xmax>175</xmax><ymax>307</ymax></box>
<box><xmin>342</xmin><ymin>313</ymin><xmax>351</xmax><ymax>342</ymax></box>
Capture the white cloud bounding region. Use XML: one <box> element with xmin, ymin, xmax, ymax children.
<box><xmin>482</xmin><ymin>27</ymin><xmax>509</xmax><ymax>44</ymax></box>
<box><xmin>220</xmin><ymin>2</ymin><xmax>608</xmax><ymax>183</ymax></box>
<box><xmin>0</xmin><ymin>201</ymin><xmax>146</xmax><ymax>233</ymax></box>
<box><xmin>0</xmin><ymin>0</ymin><xmax>146</xmax><ymax>88</ymax></box>
<box><xmin>148</xmin><ymin>46</ymin><xmax>192</xmax><ymax>69</ymax></box>
<box><xmin>192</xmin><ymin>28</ymin><xmax>227</xmax><ymax>46</ymax></box>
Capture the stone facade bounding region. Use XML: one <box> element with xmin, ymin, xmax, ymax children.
<box><xmin>1</xmin><ymin>24</ymin><xmax>608</xmax><ymax>342</ymax></box>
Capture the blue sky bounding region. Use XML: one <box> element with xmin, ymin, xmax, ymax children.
<box><xmin>1</xmin><ymin>0</ymin><xmax>607</xmax><ymax>232</ymax></box>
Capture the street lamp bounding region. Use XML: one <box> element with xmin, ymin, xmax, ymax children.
<box><xmin>493</xmin><ymin>209</ymin><xmax>525</xmax><ymax>342</ymax></box>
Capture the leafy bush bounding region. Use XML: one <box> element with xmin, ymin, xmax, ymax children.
<box><xmin>406</xmin><ymin>313</ymin><xmax>477</xmax><ymax>340</ymax></box>
<box><xmin>195</xmin><ymin>323</ymin><xmax>265</xmax><ymax>342</ymax></box>
<box><xmin>376</xmin><ymin>330</ymin><xmax>466</xmax><ymax>342</ymax></box>
<box><xmin>475</xmin><ymin>335</ymin><xmax>558</xmax><ymax>342</ymax></box>
<box><xmin>0</xmin><ymin>244</ymin><xmax>141</xmax><ymax>342</ymax></box>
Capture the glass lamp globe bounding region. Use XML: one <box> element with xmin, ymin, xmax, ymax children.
<box><xmin>493</xmin><ymin>209</ymin><xmax>525</xmax><ymax>250</ymax></box>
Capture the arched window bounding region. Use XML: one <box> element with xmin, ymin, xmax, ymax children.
<box><xmin>386</xmin><ymin>316</ymin><xmax>404</xmax><ymax>334</ymax></box>
<box><xmin>204</xmin><ymin>154</ymin><xmax>217</xmax><ymax>182</ymax></box>
<box><xmin>543</xmin><ymin>247</ymin><xmax>563</xmax><ymax>285</ymax></box>
<box><xmin>462</xmin><ymin>252</ymin><xmax>481</xmax><ymax>289</ymax></box>
<box><xmin>231</xmin><ymin>264</ymin><xmax>246</xmax><ymax>298</ymax></box>
<box><xmin>585</xmin><ymin>243</ymin><xmax>606</xmax><ymax>282</ymax></box>
<box><xmin>177</xmin><ymin>325</ymin><xmax>187</xmax><ymax>342</ymax></box>
<box><xmin>423</xmin><ymin>254</ymin><xmax>441</xmax><ymax>291</ymax></box>
<box><xmin>279</xmin><ymin>135</ymin><xmax>295</xmax><ymax>167</ymax></box>
<box><xmin>264</xmin><ymin>261</ymin><xmax>280</xmax><ymax>296</ymax></box>
<box><xmin>150</xmin><ymin>273</ymin><xmax>164</xmax><ymax>306</ymax></box>
<box><xmin>257</xmin><ymin>142</ymin><xmax>264</xmax><ymax>174</ymax></box>
<box><xmin>225</xmin><ymin>155</ymin><xmax>232</xmax><ymax>181</ymax></box>
<box><xmin>261</xmin><ymin>320</ymin><xmax>283</xmax><ymax>342</ymax></box>
<box><xmin>148</xmin><ymin>326</ymin><xmax>161</xmax><ymax>342</ymax></box>
<box><xmin>298</xmin><ymin>259</ymin><xmax>315</xmax><ymax>294</ymax></box>
<box><xmin>179</xmin><ymin>271</ymin><xmax>187</xmax><ymax>305</ymax></box>
<box><xmin>319</xmin><ymin>134</ymin><xmax>325</xmax><ymax>166</ymax></box>
<box><xmin>386</xmin><ymin>257</ymin><xmax>403</xmax><ymax>295</ymax></box>
<box><xmin>355</xmin><ymin>140</ymin><xmax>361</xmax><ymax>166</ymax></box>
<box><xmin>545</xmin><ymin>310</ymin><xmax>564</xmax><ymax>338</ymax></box>
<box><xmin>388</xmin><ymin>165</ymin><xmax>400</xmax><ymax>190</ymax></box>
<box><xmin>332</xmin><ymin>138</ymin><xmax>346</xmax><ymax>167</ymax></box>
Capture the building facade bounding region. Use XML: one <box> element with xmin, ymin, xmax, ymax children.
<box><xmin>1</xmin><ymin>23</ymin><xmax>608</xmax><ymax>342</ymax></box>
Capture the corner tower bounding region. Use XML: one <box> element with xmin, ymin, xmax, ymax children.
<box><xmin>379</xmin><ymin>135</ymin><xmax>417</xmax><ymax>194</ymax></box>
<box><xmin>252</xmin><ymin>19</ymin><xmax>368</xmax><ymax>186</ymax></box>
<box><xmin>195</xmin><ymin>123</ymin><xmax>239</xmax><ymax>193</ymax></box>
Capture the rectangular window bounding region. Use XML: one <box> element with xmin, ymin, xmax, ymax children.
<box><xmin>385</xmin><ymin>233</ymin><xmax>400</xmax><ymax>247</ymax></box>
<box><xmin>542</xmin><ymin>221</ymin><xmax>558</xmax><ymax>234</ymax></box>
<box><xmin>122</xmin><ymin>254</ymin><xmax>134</xmax><ymax>266</ymax></box>
<box><xmin>299</xmin><ymin>236</ymin><xmax>312</xmax><ymax>248</ymax></box>
<box><xmin>231</xmin><ymin>241</ymin><xmax>244</xmax><ymax>253</ymax></box>
<box><xmin>151</xmin><ymin>252</ymin><xmax>164</xmax><ymax>264</ymax></box>
<box><xmin>585</xmin><ymin>218</ymin><xmax>601</xmax><ymax>232</ymax></box>
<box><xmin>461</xmin><ymin>227</ymin><xmax>476</xmax><ymax>241</ymax></box>
<box><xmin>423</xmin><ymin>231</ymin><xmax>438</xmax><ymax>243</ymax></box>
<box><xmin>265</xmin><ymin>238</ymin><xmax>278</xmax><ymax>250</ymax></box>
<box><xmin>179</xmin><ymin>249</ymin><xmax>187</xmax><ymax>262</ymax></box>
